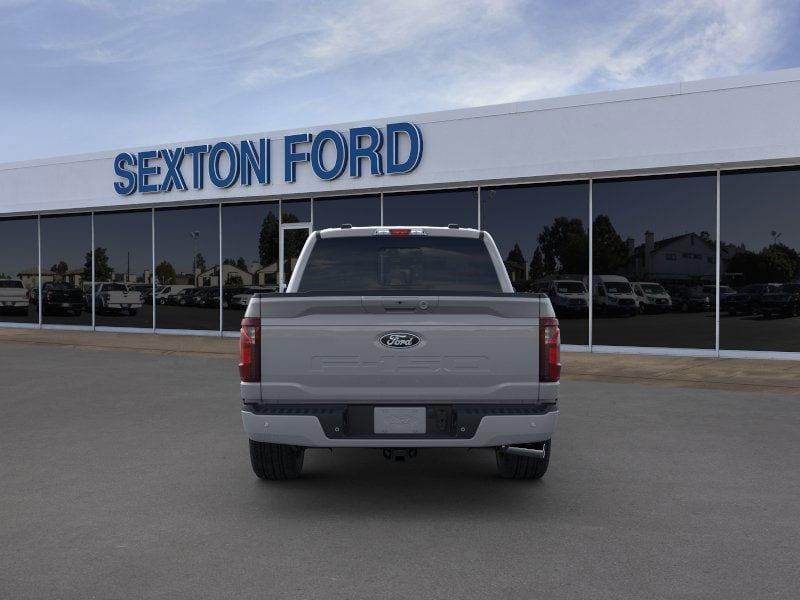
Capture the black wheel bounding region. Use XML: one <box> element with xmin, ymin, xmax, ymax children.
<box><xmin>496</xmin><ymin>440</ymin><xmax>551</xmax><ymax>480</ymax></box>
<box><xmin>249</xmin><ymin>440</ymin><xmax>305</xmax><ymax>480</ymax></box>
<box><xmin>681</xmin><ymin>302</ymin><xmax>689</xmax><ymax>313</ymax></box>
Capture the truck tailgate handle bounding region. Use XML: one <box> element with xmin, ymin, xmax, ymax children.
<box><xmin>361</xmin><ymin>296</ymin><xmax>439</xmax><ymax>313</ymax></box>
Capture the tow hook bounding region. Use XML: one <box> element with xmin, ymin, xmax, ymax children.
<box><xmin>382</xmin><ymin>448</ymin><xmax>418</xmax><ymax>462</ymax></box>
<box><xmin>500</xmin><ymin>445</ymin><xmax>546</xmax><ymax>459</ymax></box>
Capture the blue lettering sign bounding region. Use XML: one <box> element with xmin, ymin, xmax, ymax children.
<box><xmin>240</xmin><ymin>139</ymin><xmax>270</xmax><ymax>186</ymax></box>
<box><xmin>113</xmin><ymin>152</ymin><xmax>137</xmax><ymax>195</ymax></box>
<box><xmin>208</xmin><ymin>142</ymin><xmax>240</xmax><ymax>188</ymax></box>
<box><xmin>113</xmin><ymin>123</ymin><xmax>422</xmax><ymax>195</ymax></box>
<box><xmin>159</xmin><ymin>147</ymin><xmax>187</xmax><ymax>192</ymax></box>
<box><xmin>349</xmin><ymin>127</ymin><xmax>384</xmax><ymax>177</ymax></box>
<box><xmin>311</xmin><ymin>130</ymin><xmax>347</xmax><ymax>181</ymax></box>
<box><xmin>386</xmin><ymin>122</ymin><xmax>423</xmax><ymax>175</ymax></box>
<box><xmin>184</xmin><ymin>144</ymin><xmax>210</xmax><ymax>190</ymax></box>
<box><xmin>137</xmin><ymin>150</ymin><xmax>160</xmax><ymax>194</ymax></box>
<box><xmin>284</xmin><ymin>133</ymin><xmax>311</xmax><ymax>183</ymax></box>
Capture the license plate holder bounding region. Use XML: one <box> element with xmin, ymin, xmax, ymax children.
<box><xmin>374</xmin><ymin>407</ymin><xmax>426</xmax><ymax>434</ymax></box>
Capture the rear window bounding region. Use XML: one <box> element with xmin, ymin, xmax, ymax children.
<box><xmin>297</xmin><ymin>236</ymin><xmax>501</xmax><ymax>292</ymax></box>
<box><xmin>0</xmin><ymin>280</ymin><xmax>23</xmax><ymax>288</ymax></box>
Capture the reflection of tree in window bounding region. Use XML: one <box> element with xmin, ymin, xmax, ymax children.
<box><xmin>51</xmin><ymin>261</ymin><xmax>68</xmax><ymax>278</ymax></box>
<box><xmin>726</xmin><ymin>243</ymin><xmax>800</xmax><ymax>285</ymax></box>
<box><xmin>504</xmin><ymin>244</ymin><xmax>526</xmax><ymax>285</ymax></box>
<box><xmin>83</xmin><ymin>247</ymin><xmax>113</xmax><ymax>282</ymax></box>
<box><xmin>537</xmin><ymin>217</ymin><xmax>589</xmax><ymax>275</ymax></box>
<box><xmin>156</xmin><ymin>261</ymin><xmax>176</xmax><ymax>284</ymax></box>
<box><xmin>258</xmin><ymin>213</ymin><xmax>278</xmax><ymax>268</ymax></box>
<box><xmin>280</xmin><ymin>212</ymin><xmax>305</xmax><ymax>261</ymax></box>
<box><xmin>592</xmin><ymin>215</ymin><xmax>629</xmax><ymax>273</ymax></box>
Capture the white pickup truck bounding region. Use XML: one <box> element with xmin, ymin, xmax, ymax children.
<box><xmin>239</xmin><ymin>226</ymin><xmax>560</xmax><ymax>480</ymax></box>
<box><xmin>88</xmin><ymin>282</ymin><xmax>143</xmax><ymax>315</ymax></box>
<box><xmin>0</xmin><ymin>279</ymin><xmax>30</xmax><ymax>315</ymax></box>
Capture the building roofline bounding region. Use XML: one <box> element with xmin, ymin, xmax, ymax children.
<box><xmin>3</xmin><ymin>67</ymin><xmax>800</xmax><ymax>171</ymax></box>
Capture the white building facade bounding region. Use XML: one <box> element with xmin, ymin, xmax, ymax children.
<box><xmin>2</xmin><ymin>69</ymin><xmax>800</xmax><ymax>358</ymax></box>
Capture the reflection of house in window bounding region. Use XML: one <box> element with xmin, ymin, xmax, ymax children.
<box><xmin>627</xmin><ymin>231</ymin><xmax>715</xmax><ymax>283</ymax></box>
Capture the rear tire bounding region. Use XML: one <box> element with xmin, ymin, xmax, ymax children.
<box><xmin>249</xmin><ymin>440</ymin><xmax>305</xmax><ymax>480</ymax></box>
<box><xmin>496</xmin><ymin>439</ymin><xmax>551</xmax><ymax>480</ymax></box>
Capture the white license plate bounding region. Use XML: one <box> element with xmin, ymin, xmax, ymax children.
<box><xmin>374</xmin><ymin>407</ymin><xmax>426</xmax><ymax>434</ymax></box>
<box><xmin>61</xmin><ymin>303</ymin><xmax>71</xmax><ymax>307</ymax></box>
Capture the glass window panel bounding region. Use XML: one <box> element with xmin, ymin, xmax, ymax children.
<box><xmin>592</xmin><ymin>173</ymin><xmax>717</xmax><ymax>349</ymax></box>
<box><xmin>297</xmin><ymin>236</ymin><xmax>501</xmax><ymax>293</ymax></box>
<box><xmin>221</xmin><ymin>201</ymin><xmax>278</xmax><ymax>331</ymax></box>
<box><xmin>313</xmin><ymin>195</ymin><xmax>380</xmax><ymax>230</ymax></box>
<box><xmin>482</xmin><ymin>182</ymin><xmax>589</xmax><ymax>345</ymax></box>
<box><xmin>92</xmin><ymin>210</ymin><xmax>152</xmax><ymax>329</ymax></box>
<box><xmin>282</xmin><ymin>199</ymin><xmax>311</xmax><ymax>223</ymax></box>
<box><xmin>721</xmin><ymin>167</ymin><xmax>800</xmax><ymax>352</ymax></box>
<box><xmin>0</xmin><ymin>216</ymin><xmax>38</xmax><ymax>324</ymax></box>
<box><xmin>383</xmin><ymin>189</ymin><xmax>478</xmax><ymax>228</ymax></box>
<box><xmin>40</xmin><ymin>213</ymin><xmax>92</xmax><ymax>326</ymax></box>
<box><xmin>155</xmin><ymin>205</ymin><xmax>220</xmax><ymax>331</ymax></box>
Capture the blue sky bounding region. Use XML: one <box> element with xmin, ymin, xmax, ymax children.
<box><xmin>1</xmin><ymin>0</ymin><xmax>799</xmax><ymax>163</ymax></box>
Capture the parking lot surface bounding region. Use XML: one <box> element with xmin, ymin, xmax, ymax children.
<box><xmin>1</xmin><ymin>342</ymin><xmax>799</xmax><ymax>599</ymax></box>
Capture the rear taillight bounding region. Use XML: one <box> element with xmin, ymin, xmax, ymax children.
<box><xmin>239</xmin><ymin>317</ymin><xmax>261</xmax><ymax>382</ymax></box>
<box><xmin>539</xmin><ymin>317</ymin><xmax>561</xmax><ymax>383</ymax></box>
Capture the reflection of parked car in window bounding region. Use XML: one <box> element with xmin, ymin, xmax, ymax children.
<box><xmin>156</xmin><ymin>285</ymin><xmax>193</xmax><ymax>305</ymax></box>
<box><xmin>231</xmin><ymin>286</ymin><xmax>277</xmax><ymax>309</ymax></box>
<box><xmin>758</xmin><ymin>283</ymin><xmax>800</xmax><ymax>318</ymax></box>
<box><xmin>125</xmin><ymin>283</ymin><xmax>151</xmax><ymax>304</ymax></box>
<box><xmin>722</xmin><ymin>283</ymin><xmax>781</xmax><ymax>316</ymax></box>
<box><xmin>42</xmin><ymin>282</ymin><xmax>84</xmax><ymax>315</ymax></box>
<box><xmin>668</xmin><ymin>286</ymin><xmax>711</xmax><ymax>312</ymax></box>
<box><xmin>631</xmin><ymin>282</ymin><xmax>672</xmax><ymax>313</ymax></box>
<box><xmin>88</xmin><ymin>282</ymin><xmax>143</xmax><ymax>315</ymax></box>
<box><xmin>168</xmin><ymin>287</ymin><xmax>197</xmax><ymax>306</ymax></box>
<box><xmin>589</xmin><ymin>275</ymin><xmax>637</xmax><ymax>316</ymax></box>
<box><xmin>0</xmin><ymin>279</ymin><xmax>30</xmax><ymax>314</ymax></box>
<box><xmin>188</xmin><ymin>287</ymin><xmax>219</xmax><ymax>308</ymax></box>
<box><xmin>534</xmin><ymin>279</ymin><xmax>588</xmax><ymax>317</ymax></box>
<box><xmin>701</xmin><ymin>285</ymin><xmax>736</xmax><ymax>304</ymax></box>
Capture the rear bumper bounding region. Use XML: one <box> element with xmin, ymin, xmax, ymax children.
<box><xmin>242</xmin><ymin>406</ymin><xmax>558</xmax><ymax>448</ymax></box>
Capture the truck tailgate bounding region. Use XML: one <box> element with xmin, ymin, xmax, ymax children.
<box><xmin>254</xmin><ymin>295</ymin><xmax>546</xmax><ymax>403</ymax></box>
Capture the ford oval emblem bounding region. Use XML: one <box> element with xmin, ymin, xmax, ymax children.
<box><xmin>379</xmin><ymin>332</ymin><xmax>421</xmax><ymax>349</ymax></box>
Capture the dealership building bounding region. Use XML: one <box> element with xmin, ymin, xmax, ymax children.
<box><xmin>1</xmin><ymin>68</ymin><xmax>800</xmax><ymax>359</ymax></box>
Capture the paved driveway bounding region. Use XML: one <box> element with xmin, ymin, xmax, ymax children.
<box><xmin>0</xmin><ymin>342</ymin><xmax>798</xmax><ymax>599</ymax></box>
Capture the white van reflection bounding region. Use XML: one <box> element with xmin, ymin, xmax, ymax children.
<box><xmin>588</xmin><ymin>275</ymin><xmax>638</xmax><ymax>316</ymax></box>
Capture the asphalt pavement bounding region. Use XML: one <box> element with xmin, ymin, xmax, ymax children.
<box><xmin>0</xmin><ymin>342</ymin><xmax>798</xmax><ymax>599</ymax></box>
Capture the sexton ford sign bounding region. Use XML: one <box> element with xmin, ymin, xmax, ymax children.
<box><xmin>112</xmin><ymin>122</ymin><xmax>423</xmax><ymax>196</ymax></box>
